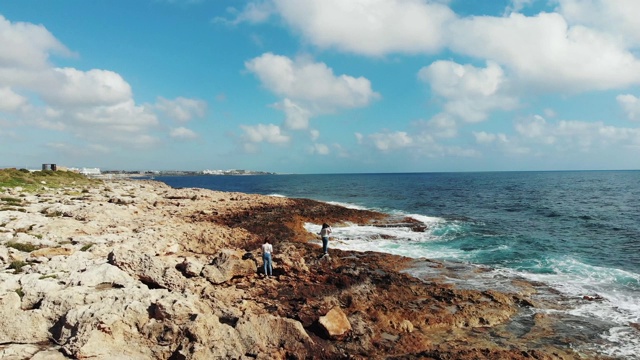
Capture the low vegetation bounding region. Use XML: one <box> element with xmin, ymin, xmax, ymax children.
<box><xmin>9</xmin><ymin>260</ymin><xmax>28</xmax><ymax>273</ymax></box>
<box><xmin>80</xmin><ymin>243</ymin><xmax>94</xmax><ymax>251</ymax></box>
<box><xmin>6</xmin><ymin>241</ymin><xmax>40</xmax><ymax>252</ymax></box>
<box><xmin>0</xmin><ymin>168</ymin><xmax>98</xmax><ymax>192</ymax></box>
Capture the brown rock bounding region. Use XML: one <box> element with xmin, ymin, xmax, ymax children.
<box><xmin>30</xmin><ymin>247</ymin><xmax>73</xmax><ymax>259</ymax></box>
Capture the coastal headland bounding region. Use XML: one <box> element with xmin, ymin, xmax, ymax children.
<box><xmin>0</xmin><ymin>173</ymin><xmax>612</xmax><ymax>359</ymax></box>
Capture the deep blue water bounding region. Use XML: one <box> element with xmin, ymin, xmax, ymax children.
<box><xmin>153</xmin><ymin>171</ymin><xmax>640</xmax><ymax>273</ymax></box>
<box><xmin>148</xmin><ymin>171</ymin><xmax>640</xmax><ymax>358</ymax></box>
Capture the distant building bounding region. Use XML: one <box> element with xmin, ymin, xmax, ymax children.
<box><xmin>80</xmin><ymin>168</ymin><xmax>101</xmax><ymax>176</ymax></box>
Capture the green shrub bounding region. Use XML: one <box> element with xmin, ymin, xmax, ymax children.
<box><xmin>9</xmin><ymin>260</ymin><xmax>28</xmax><ymax>273</ymax></box>
<box><xmin>1</xmin><ymin>197</ymin><xmax>22</xmax><ymax>205</ymax></box>
<box><xmin>6</xmin><ymin>241</ymin><xmax>39</xmax><ymax>252</ymax></box>
<box><xmin>80</xmin><ymin>243</ymin><xmax>94</xmax><ymax>251</ymax></box>
<box><xmin>0</xmin><ymin>168</ymin><xmax>98</xmax><ymax>191</ymax></box>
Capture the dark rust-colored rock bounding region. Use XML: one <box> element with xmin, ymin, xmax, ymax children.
<box><xmin>178</xmin><ymin>187</ymin><xmax>592</xmax><ymax>359</ymax></box>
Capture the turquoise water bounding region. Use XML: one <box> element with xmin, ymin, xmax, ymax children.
<box><xmin>150</xmin><ymin>171</ymin><xmax>640</xmax><ymax>358</ymax></box>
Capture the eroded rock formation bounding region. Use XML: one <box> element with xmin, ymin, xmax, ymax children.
<box><xmin>0</xmin><ymin>180</ymin><xmax>612</xmax><ymax>359</ymax></box>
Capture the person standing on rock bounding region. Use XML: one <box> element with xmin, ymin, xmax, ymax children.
<box><xmin>319</xmin><ymin>223</ymin><xmax>332</xmax><ymax>255</ymax></box>
<box><xmin>261</xmin><ymin>238</ymin><xmax>273</xmax><ymax>276</ymax></box>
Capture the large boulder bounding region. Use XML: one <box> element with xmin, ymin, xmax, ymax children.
<box><xmin>202</xmin><ymin>249</ymin><xmax>256</xmax><ymax>284</ymax></box>
<box><xmin>0</xmin><ymin>291</ymin><xmax>50</xmax><ymax>344</ymax></box>
<box><xmin>107</xmin><ymin>248</ymin><xmax>186</xmax><ymax>291</ymax></box>
<box><xmin>318</xmin><ymin>306</ymin><xmax>352</xmax><ymax>339</ymax></box>
<box><xmin>235</xmin><ymin>314</ymin><xmax>313</xmax><ymax>357</ymax></box>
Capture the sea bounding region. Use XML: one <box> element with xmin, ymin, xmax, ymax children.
<box><xmin>145</xmin><ymin>171</ymin><xmax>640</xmax><ymax>359</ymax></box>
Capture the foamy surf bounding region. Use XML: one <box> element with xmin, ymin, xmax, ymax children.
<box><xmin>304</xmin><ymin>216</ymin><xmax>640</xmax><ymax>360</ymax></box>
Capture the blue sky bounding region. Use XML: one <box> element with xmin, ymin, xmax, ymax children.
<box><xmin>1</xmin><ymin>0</ymin><xmax>640</xmax><ymax>173</ymax></box>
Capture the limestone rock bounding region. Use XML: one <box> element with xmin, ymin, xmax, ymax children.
<box><xmin>0</xmin><ymin>344</ymin><xmax>41</xmax><ymax>360</ymax></box>
<box><xmin>0</xmin><ymin>291</ymin><xmax>50</xmax><ymax>344</ymax></box>
<box><xmin>18</xmin><ymin>273</ymin><xmax>64</xmax><ymax>310</ymax></box>
<box><xmin>202</xmin><ymin>249</ymin><xmax>256</xmax><ymax>284</ymax></box>
<box><xmin>318</xmin><ymin>306</ymin><xmax>352</xmax><ymax>339</ymax></box>
<box><xmin>67</xmin><ymin>262</ymin><xmax>135</xmax><ymax>288</ymax></box>
<box><xmin>236</xmin><ymin>314</ymin><xmax>313</xmax><ymax>356</ymax></box>
<box><xmin>0</xmin><ymin>245</ymin><xmax>9</xmax><ymax>264</ymax></box>
<box><xmin>30</xmin><ymin>246</ymin><xmax>74</xmax><ymax>259</ymax></box>
<box><xmin>177</xmin><ymin>257</ymin><xmax>204</xmax><ymax>277</ymax></box>
<box><xmin>107</xmin><ymin>248</ymin><xmax>186</xmax><ymax>291</ymax></box>
<box><xmin>30</xmin><ymin>349</ymin><xmax>68</xmax><ymax>360</ymax></box>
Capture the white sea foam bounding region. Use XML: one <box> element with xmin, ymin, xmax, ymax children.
<box><xmin>304</xmin><ymin>219</ymin><xmax>640</xmax><ymax>359</ymax></box>
<box><xmin>325</xmin><ymin>201</ymin><xmax>368</xmax><ymax>210</ymax></box>
<box><xmin>597</xmin><ymin>326</ymin><xmax>640</xmax><ymax>359</ymax></box>
<box><xmin>267</xmin><ymin>193</ymin><xmax>286</xmax><ymax>197</ymax></box>
<box><xmin>407</xmin><ymin>213</ymin><xmax>444</xmax><ymax>225</ymax></box>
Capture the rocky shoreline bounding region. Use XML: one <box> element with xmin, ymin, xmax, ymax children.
<box><xmin>0</xmin><ymin>179</ymin><xmax>610</xmax><ymax>359</ymax></box>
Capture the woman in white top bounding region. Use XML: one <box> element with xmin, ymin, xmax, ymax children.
<box><xmin>319</xmin><ymin>223</ymin><xmax>332</xmax><ymax>255</ymax></box>
<box><xmin>261</xmin><ymin>238</ymin><xmax>273</xmax><ymax>276</ymax></box>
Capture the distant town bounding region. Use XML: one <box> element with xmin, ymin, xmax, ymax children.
<box><xmin>10</xmin><ymin>164</ymin><xmax>277</xmax><ymax>178</ymax></box>
<box><xmin>105</xmin><ymin>169</ymin><xmax>278</xmax><ymax>177</ymax></box>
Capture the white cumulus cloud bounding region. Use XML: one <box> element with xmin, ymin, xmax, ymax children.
<box><xmin>156</xmin><ymin>96</ymin><xmax>207</xmax><ymax>122</ymax></box>
<box><xmin>170</xmin><ymin>126</ymin><xmax>198</xmax><ymax>140</ymax></box>
<box><xmin>617</xmin><ymin>94</ymin><xmax>640</xmax><ymax>121</ymax></box>
<box><xmin>448</xmin><ymin>12</ymin><xmax>640</xmax><ymax>92</ymax></box>
<box><xmin>240</xmin><ymin>123</ymin><xmax>290</xmax><ymax>144</ymax></box>
<box><xmin>272</xmin><ymin>98</ymin><xmax>311</xmax><ymax>130</ymax></box>
<box><xmin>0</xmin><ymin>86</ymin><xmax>28</xmax><ymax>112</ymax></box>
<box><xmin>310</xmin><ymin>143</ymin><xmax>330</xmax><ymax>155</ymax></box>
<box><xmin>270</xmin><ymin>0</ymin><xmax>455</xmax><ymax>56</ymax></box>
<box><xmin>419</xmin><ymin>61</ymin><xmax>518</xmax><ymax>123</ymax></box>
<box><xmin>474</xmin><ymin>131</ymin><xmax>508</xmax><ymax>144</ymax></box>
<box><xmin>557</xmin><ymin>0</ymin><xmax>640</xmax><ymax>46</ymax></box>
<box><xmin>367</xmin><ymin>131</ymin><xmax>413</xmax><ymax>151</ymax></box>
<box><xmin>246</xmin><ymin>53</ymin><xmax>380</xmax><ymax>113</ymax></box>
<box><xmin>39</xmin><ymin>68</ymin><xmax>132</xmax><ymax>107</ymax></box>
<box><xmin>0</xmin><ymin>15</ymin><xmax>74</xmax><ymax>70</ymax></box>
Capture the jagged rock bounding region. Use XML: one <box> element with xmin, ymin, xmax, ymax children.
<box><xmin>318</xmin><ymin>306</ymin><xmax>352</xmax><ymax>339</ymax></box>
<box><xmin>0</xmin><ymin>291</ymin><xmax>50</xmax><ymax>344</ymax></box>
<box><xmin>18</xmin><ymin>273</ymin><xmax>64</xmax><ymax>310</ymax></box>
<box><xmin>0</xmin><ymin>344</ymin><xmax>41</xmax><ymax>360</ymax></box>
<box><xmin>30</xmin><ymin>349</ymin><xmax>68</xmax><ymax>360</ymax></box>
<box><xmin>0</xmin><ymin>179</ymin><xmax>593</xmax><ymax>359</ymax></box>
<box><xmin>108</xmin><ymin>196</ymin><xmax>134</xmax><ymax>205</ymax></box>
<box><xmin>0</xmin><ymin>245</ymin><xmax>9</xmax><ymax>264</ymax></box>
<box><xmin>107</xmin><ymin>248</ymin><xmax>186</xmax><ymax>291</ymax></box>
<box><xmin>52</xmin><ymin>289</ymin><xmax>195</xmax><ymax>359</ymax></box>
<box><xmin>235</xmin><ymin>314</ymin><xmax>313</xmax><ymax>357</ymax></box>
<box><xmin>67</xmin><ymin>262</ymin><xmax>135</xmax><ymax>288</ymax></box>
<box><xmin>202</xmin><ymin>249</ymin><xmax>256</xmax><ymax>284</ymax></box>
<box><xmin>177</xmin><ymin>257</ymin><xmax>204</xmax><ymax>277</ymax></box>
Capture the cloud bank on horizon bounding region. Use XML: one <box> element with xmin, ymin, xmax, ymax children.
<box><xmin>1</xmin><ymin>0</ymin><xmax>639</xmax><ymax>173</ymax></box>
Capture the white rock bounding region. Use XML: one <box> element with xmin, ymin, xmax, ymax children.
<box><xmin>0</xmin><ymin>291</ymin><xmax>50</xmax><ymax>343</ymax></box>
<box><xmin>0</xmin><ymin>344</ymin><xmax>41</xmax><ymax>360</ymax></box>
<box><xmin>67</xmin><ymin>262</ymin><xmax>135</xmax><ymax>288</ymax></box>
<box><xmin>0</xmin><ymin>273</ymin><xmax>21</xmax><ymax>292</ymax></box>
<box><xmin>19</xmin><ymin>273</ymin><xmax>65</xmax><ymax>310</ymax></box>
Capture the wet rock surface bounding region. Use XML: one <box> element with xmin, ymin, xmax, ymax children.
<box><xmin>0</xmin><ymin>180</ymin><xmax>614</xmax><ymax>359</ymax></box>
